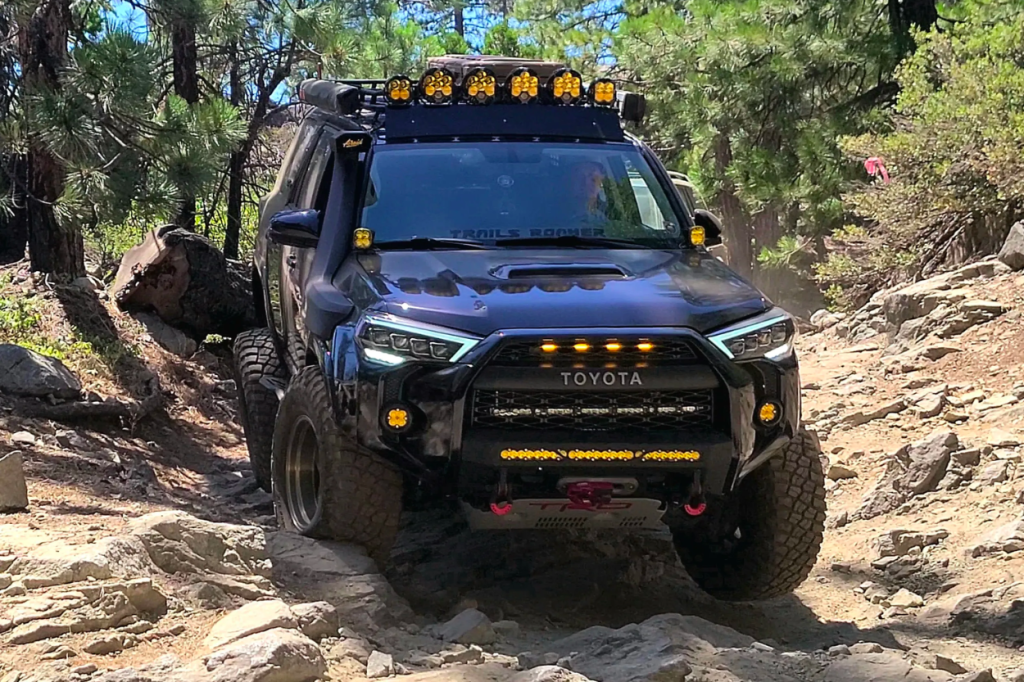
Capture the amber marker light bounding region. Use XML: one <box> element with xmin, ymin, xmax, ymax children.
<box><xmin>573</xmin><ymin>342</ymin><xmax>590</xmax><ymax>352</ymax></box>
<box><xmin>637</xmin><ymin>341</ymin><xmax>653</xmax><ymax>352</ymax></box>
<box><xmin>541</xmin><ymin>342</ymin><xmax>558</xmax><ymax>352</ymax></box>
<box><xmin>606</xmin><ymin>342</ymin><xmax>622</xmax><ymax>352</ymax></box>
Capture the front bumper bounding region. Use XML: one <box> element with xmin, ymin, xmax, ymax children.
<box><xmin>330</xmin><ymin>325</ymin><xmax>800</xmax><ymax>497</ymax></box>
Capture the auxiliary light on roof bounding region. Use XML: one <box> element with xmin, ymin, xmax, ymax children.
<box><xmin>419</xmin><ymin>67</ymin><xmax>455</xmax><ymax>105</ymax></box>
<box><xmin>384</xmin><ymin>75</ymin><xmax>413</xmax><ymax>105</ymax></box>
<box><xmin>549</xmin><ymin>68</ymin><xmax>583</xmax><ymax>105</ymax></box>
<box><xmin>463</xmin><ymin>67</ymin><xmax>497</xmax><ymax>105</ymax></box>
<box><xmin>508</xmin><ymin>67</ymin><xmax>540</xmax><ymax>103</ymax></box>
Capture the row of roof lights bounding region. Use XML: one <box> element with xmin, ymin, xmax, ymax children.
<box><xmin>384</xmin><ymin>67</ymin><xmax>616</xmax><ymax>107</ymax></box>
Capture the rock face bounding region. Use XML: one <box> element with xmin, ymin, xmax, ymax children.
<box><xmin>437</xmin><ymin>608</ymin><xmax>497</xmax><ymax>645</ymax></box>
<box><xmin>0</xmin><ymin>450</ymin><xmax>29</xmax><ymax>511</ymax></box>
<box><xmin>998</xmin><ymin>221</ymin><xmax>1024</xmax><ymax>270</ymax></box>
<box><xmin>267</xmin><ymin>532</ymin><xmax>413</xmax><ymax>629</ymax></box>
<box><xmin>969</xmin><ymin>517</ymin><xmax>1024</xmax><ymax>557</ymax></box>
<box><xmin>134</xmin><ymin>312</ymin><xmax>198</xmax><ymax>357</ymax></box>
<box><xmin>0</xmin><ymin>344</ymin><xmax>82</xmax><ymax>399</ymax></box>
<box><xmin>855</xmin><ymin>431</ymin><xmax>958</xmax><ymax>520</ymax></box>
<box><xmin>203</xmin><ymin>599</ymin><xmax>298</xmax><ymax>649</ymax></box>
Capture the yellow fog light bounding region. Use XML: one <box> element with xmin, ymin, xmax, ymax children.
<box><xmin>758</xmin><ymin>401</ymin><xmax>782</xmax><ymax>425</ymax></box>
<box><xmin>589</xmin><ymin>78</ymin><xmax>616</xmax><ymax>106</ymax></box>
<box><xmin>463</xmin><ymin>67</ymin><xmax>496</xmax><ymax>105</ymax></box>
<box><xmin>353</xmin><ymin>227</ymin><xmax>374</xmax><ymax>250</ymax></box>
<box><xmin>548</xmin><ymin>68</ymin><xmax>583</xmax><ymax>105</ymax></box>
<box><xmin>384</xmin><ymin>75</ymin><xmax>413</xmax><ymax>105</ymax></box>
<box><xmin>690</xmin><ymin>226</ymin><xmax>706</xmax><ymax>247</ymax></box>
<box><xmin>383</xmin><ymin>405</ymin><xmax>412</xmax><ymax>432</ymax></box>
<box><xmin>419</xmin><ymin>68</ymin><xmax>454</xmax><ymax>105</ymax></box>
<box><xmin>508</xmin><ymin>68</ymin><xmax>539</xmax><ymax>103</ymax></box>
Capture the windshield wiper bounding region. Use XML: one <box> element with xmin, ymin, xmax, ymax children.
<box><xmin>494</xmin><ymin>235</ymin><xmax>658</xmax><ymax>249</ymax></box>
<box><xmin>374</xmin><ymin>237</ymin><xmax>491</xmax><ymax>251</ymax></box>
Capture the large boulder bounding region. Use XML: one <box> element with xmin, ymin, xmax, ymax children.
<box><xmin>203</xmin><ymin>599</ymin><xmax>298</xmax><ymax>649</ymax></box>
<box><xmin>854</xmin><ymin>431</ymin><xmax>957</xmax><ymax>521</ymax></box>
<box><xmin>968</xmin><ymin>517</ymin><xmax>1024</xmax><ymax>558</ymax></box>
<box><xmin>998</xmin><ymin>222</ymin><xmax>1024</xmax><ymax>270</ymax></box>
<box><xmin>267</xmin><ymin>532</ymin><xmax>414</xmax><ymax>629</ymax></box>
<box><xmin>0</xmin><ymin>344</ymin><xmax>81</xmax><ymax>399</ymax></box>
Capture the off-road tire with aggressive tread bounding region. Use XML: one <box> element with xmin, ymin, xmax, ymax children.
<box><xmin>272</xmin><ymin>366</ymin><xmax>403</xmax><ymax>565</ymax></box>
<box><xmin>672</xmin><ymin>428</ymin><xmax>826</xmax><ymax>601</ymax></box>
<box><xmin>233</xmin><ymin>328</ymin><xmax>287</xmax><ymax>492</ymax></box>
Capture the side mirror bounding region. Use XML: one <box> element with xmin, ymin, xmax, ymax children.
<box><xmin>269</xmin><ymin>209</ymin><xmax>321</xmax><ymax>248</ymax></box>
<box><xmin>693</xmin><ymin>209</ymin><xmax>724</xmax><ymax>247</ymax></box>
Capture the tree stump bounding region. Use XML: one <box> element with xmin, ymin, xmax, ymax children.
<box><xmin>112</xmin><ymin>226</ymin><xmax>256</xmax><ymax>339</ymax></box>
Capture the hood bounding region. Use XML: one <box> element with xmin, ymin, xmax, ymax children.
<box><xmin>351</xmin><ymin>249</ymin><xmax>770</xmax><ymax>337</ymax></box>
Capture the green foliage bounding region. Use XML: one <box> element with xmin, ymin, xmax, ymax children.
<box><xmin>831</xmin><ymin>11</ymin><xmax>1024</xmax><ymax>301</ymax></box>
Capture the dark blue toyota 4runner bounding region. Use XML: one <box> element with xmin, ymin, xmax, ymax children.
<box><xmin>233</xmin><ymin>55</ymin><xmax>826</xmax><ymax>601</ymax></box>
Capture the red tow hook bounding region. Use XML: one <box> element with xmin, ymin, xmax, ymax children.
<box><xmin>684</xmin><ymin>472</ymin><xmax>706</xmax><ymax>516</ymax></box>
<box><xmin>490</xmin><ymin>501</ymin><xmax>512</xmax><ymax>515</ymax></box>
<box><xmin>567</xmin><ymin>481</ymin><xmax>614</xmax><ymax>510</ymax></box>
<box><xmin>684</xmin><ymin>500</ymin><xmax>707</xmax><ymax>516</ymax></box>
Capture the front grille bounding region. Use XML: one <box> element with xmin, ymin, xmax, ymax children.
<box><xmin>471</xmin><ymin>389</ymin><xmax>714</xmax><ymax>431</ymax></box>
<box><xmin>489</xmin><ymin>337</ymin><xmax>699</xmax><ymax>367</ymax></box>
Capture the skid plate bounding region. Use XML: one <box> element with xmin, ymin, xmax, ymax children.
<box><xmin>462</xmin><ymin>498</ymin><xmax>666</xmax><ymax>530</ymax></box>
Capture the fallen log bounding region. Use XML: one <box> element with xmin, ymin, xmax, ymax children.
<box><xmin>12</xmin><ymin>376</ymin><xmax>163</xmax><ymax>424</ymax></box>
<box><xmin>112</xmin><ymin>226</ymin><xmax>256</xmax><ymax>339</ymax></box>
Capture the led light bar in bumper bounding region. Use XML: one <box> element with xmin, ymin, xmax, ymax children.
<box><xmin>707</xmin><ymin>312</ymin><xmax>795</xmax><ymax>361</ymax></box>
<box><xmin>358</xmin><ymin>314</ymin><xmax>481</xmax><ymax>364</ymax></box>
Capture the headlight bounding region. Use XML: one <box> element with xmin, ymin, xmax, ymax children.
<box><xmin>707</xmin><ymin>312</ymin><xmax>795</xmax><ymax>361</ymax></box>
<box><xmin>358</xmin><ymin>314</ymin><xmax>481</xmax><ymax>365</ymax></box>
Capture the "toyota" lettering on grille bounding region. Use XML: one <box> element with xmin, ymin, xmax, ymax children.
<box><xmin>560</xmin><ymin>371</ymin><xmax>643</xmax><ymax>387</ymax></box>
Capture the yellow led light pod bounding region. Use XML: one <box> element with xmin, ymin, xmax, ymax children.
<box><xmin>566</xmin><ymin>450</ymin><xmax>635</xmax><ymax>461</ymax></box>
<box><xmin>353</xmin><ymin>227</ymin><xmax>374</xmax><ymax>249</ymax></box>
<box><xmin>384</xmin><ymin>75</ymin><xmax>413</xmax><ymax>106</ymax></box>
<box><xmin>508</xmin><ymin>67</ymin><xmax>539</xmax><ymax>104</ymax></box>
<box><xmin>589</xmin><ymin>78</ymin><xmax>616</xmax><ymax>106</ymax></box>
<box><xmin>548</xmin><ymin>68</ymin><xmax>583</xmax><ymax>105</ymax></box>
<box><xmin>690</xmin><ymin>226</ymin><xmax>706</xmax><ymax>247</ymax></box>
<box><xmin>463</xmin><ymin>67</ymin><xmax>497</xmax><ymax>105</ymax></box>
<box><xmin>419</xmin><ymin>67</ymin><xmax>455</xmax><ymax>105</ymax></box>
<box><xmin>387</xmin><ymin>408</ymin><xmax>409</xmax><ymax>429</ymax></box>
<box><xmin>758</xmin><ymin>401</ymin><xmax>782</xmax><ymax>425</ymax></box>
<box><xmin>643</xmin><ymin>450</ymin><xmax>701</xmax><ymax>462</ymax></box>
<box><xmin>500</xmin><ymin>449</ymin><xmax>562</xmax><ymax>461</ymax></box>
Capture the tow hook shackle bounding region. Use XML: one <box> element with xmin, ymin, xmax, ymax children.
<box><xmin>684</xmin><ymin>471</ymin><xmax>707</xmax><ymax>516</ymax></box>
<box><xmin>490</xmin><ymin>469</ymin><xmax>512</xmax><ymax>515</ymax></box>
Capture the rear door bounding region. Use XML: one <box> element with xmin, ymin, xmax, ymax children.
<box><xmin>280</xmin><ymin>129</ymin><xmax>336</xmax><ymax>369</ymax></box>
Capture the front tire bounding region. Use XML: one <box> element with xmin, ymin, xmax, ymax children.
<box><xmin>233</xmin><ymin>328</ymin><xmax>287</xmax><ymax>492</ymax></box>
<box><xmin>272</xmin><ymin>366</ymin><xmax>403</xmax><ymax>565</ymax></box>
<box><xmin>672</xmin><ymin>429</ymin><xmax>826</xmax><ymax>601</ymax></box>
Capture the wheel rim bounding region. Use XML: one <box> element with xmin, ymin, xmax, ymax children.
<box><xmin>284</xmin><ymin>416</ymin><xmax>321</xmax><ymax>532</ymax></box>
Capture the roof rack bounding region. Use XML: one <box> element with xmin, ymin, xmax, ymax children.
<box><xmin>427</xmin><ymin>54</ymin><xmax>568</xmax><ymax>80</ymax></box>
<box><xmin>295</xmin><ymin>57</ymin><xmax>647</xmax><ymax>125</ymax></box>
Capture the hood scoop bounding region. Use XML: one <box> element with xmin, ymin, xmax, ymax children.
<box><xmin>496</xmin><ymin>263</ymin><xmax>630</xmax><ymax>280</ymax></box>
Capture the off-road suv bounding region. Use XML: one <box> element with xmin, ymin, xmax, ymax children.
<box><xmin>234</xmin><ymin>55</ymin><xmax>826</xmax><ymax>601</ymax></box>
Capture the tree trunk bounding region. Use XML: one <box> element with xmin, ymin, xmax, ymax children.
<box><xmin>225</xmin><ymin>42</ymin><xmax>243</xmax><ymax>259</ymax></box>
<box><xmin>454</xmin><ymin>4</ymin><xmax>465</xmax><ymax>36</ymax></box>
<box><xmin>0</xmin><ymin>155</ymin><xmax>29</xmax><ymax>264</ymax></box>
<box><xmin>113</xmin><ymin>227</ymin><xmax>256</xmax><ymax>339</ymax></box>
<box><xmin>17</xmin><ymin>0</ymin><xmax>84</xmax><ymax>277</ymax></box>
<box><xmin>713</xmin><ymin>134</ymin><xmax>753</xmax><ymax>278</ymax></box>
<box><xmin>171</xmin><ymin>19</ymin><xmax>199</xmax><ymax>230</ymax></box>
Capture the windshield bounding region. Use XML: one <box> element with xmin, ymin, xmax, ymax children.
<box><xmin>360</xmin><ymin>142</ymin><xmax>687</xmax><ymax>248</ymax></box>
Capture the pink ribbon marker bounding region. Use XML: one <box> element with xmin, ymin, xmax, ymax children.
<box><xmin>864</xmin><ymin>157</ymin><xmax>890</xmax><ymax>184</ymax></box>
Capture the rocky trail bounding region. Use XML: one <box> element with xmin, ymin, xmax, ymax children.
<box><xmin>5</xmin><ymin>247</ymin><xmax>1024</xmax><ymax>682</ymax></box>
